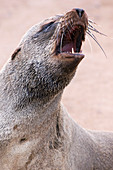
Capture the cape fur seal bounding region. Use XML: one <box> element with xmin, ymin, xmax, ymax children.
<box><xmin>0</xmin><ymin>8</ymin><xmax>113</xmax><ymax>170</ymax></box>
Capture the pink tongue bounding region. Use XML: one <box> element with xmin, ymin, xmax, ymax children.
<box><xmin>62</xmin><ymin>41</ymin><xmax>76</xmax><ymax>52</ymax></box>
<box><xmin>62</xmin><ymin>43</ymin><xmax>72</xmax><ymax>52</ymax></box>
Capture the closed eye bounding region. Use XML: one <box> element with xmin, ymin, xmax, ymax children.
<box><xmin>39</xmin><ymin>21</ymin><xmax>55</xmax><ymax>33</ymax></box>
<box><xmin>32</xmin><ymin>21</ymin><xmax>57</xmax><ymax>39</ymax></box>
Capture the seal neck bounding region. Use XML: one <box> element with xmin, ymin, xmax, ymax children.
<box><xmin>0</xmin><ymin>60</ymin><xmax>64</xmax><ymax>112</ymax></box>
<box><xmin>0</xmin><ymin>64</ymin><xmax>62</xmax><ymax>115</ymax></box>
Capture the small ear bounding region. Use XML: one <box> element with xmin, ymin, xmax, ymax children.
<box><xmin>11</xmin><ymin>47</ymin><xmax>21</xmax><ymax>60</ymax></box>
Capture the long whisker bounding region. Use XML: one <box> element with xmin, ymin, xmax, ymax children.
<box><xmin>88</xmin><ymin>27</ymin><xmax>107</xmax><ymax>36</ymax></box>
<box><xmin>88</xmin><ymin>19</ymin><xmax>97</xmax><ymax>25</ymax></box>
<box><xmin>56</xmin><ymin>27</ymin><xmax>60</xmax><ymax>45</ymax></box>
<box><xmin>87</xmin><ymin>30</ymin><xmax>107</xmax><ymax>58</ymax></box>
<box><xmin>88</xmin><ymin>19</ymin><xmax>103</xmax><ymax>28</ymax></box>
<box><xmin>56</xmin><ymin>21</ymin><xmax>62</xmax><ymax>46</ymax></box>
<box><xmin>87</xmin><ymin>29</ymin><xmax>98</xmax><ymax>41</ymax></box>
<box><xmin>88</xmin><ymin>23</ymin><xmax>95</xmax><ymax>28</ymax></box>
<box><xmin>86</xmin><ymin>35</ymin><xmax>93</xmax><ymax>56</ymax></box>
<box><xmin>60</xmin><ymin>30</ymin><xmax>64</xmax><ymax>53</ymax></box>
<box><xmin>88</xmin><ymin>25</ymin><xmax>107</xmax><ymax>37</ymax></box>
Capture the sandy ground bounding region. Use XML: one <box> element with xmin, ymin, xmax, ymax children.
<box><xmin>0</xmin><ymin>0</ymin><xmax>113</xmax><ymax>131</ymax></box>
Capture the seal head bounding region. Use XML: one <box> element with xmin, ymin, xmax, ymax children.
<box><xmin>10</xmin><ymin>8</ymin><xmax>88</xmax><ymax>107</ymax></box>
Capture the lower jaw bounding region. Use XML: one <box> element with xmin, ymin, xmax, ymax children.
<box><xmin>56</xmin><ymin>52</ymin><xmax>84</xmax><ymax>60</ymax></box>
<box><xmin>53</xmin><ymin>52</ymin><xmax>85</xmax><ymax>74</ymax></box>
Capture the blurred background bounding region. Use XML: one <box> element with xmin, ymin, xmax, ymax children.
<box><xmin>0</xmin><ymin>0</ymin><xmax>113</xmax><ymax>131</ymax></box>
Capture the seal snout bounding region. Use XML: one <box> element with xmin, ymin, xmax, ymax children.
<box><xmin>73</xmin><ymin>8</ymin><xmax>85</xmax><ymax>18</ymax></box>
<box><xmin>53</xmin><ymin>8</ymin><xmax>88</xmax><ymax>61</ymax></box>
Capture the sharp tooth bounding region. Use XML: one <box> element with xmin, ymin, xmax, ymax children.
<box><xmin>72</xmin><ymin>48</ymin><xmax>74</xmax><ymax>54</ymax></box>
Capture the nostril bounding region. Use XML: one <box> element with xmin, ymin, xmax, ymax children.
<box><xmin>75</xmin><ymin>8</ymin><xmax>84</xmax><ymax>18</ymax></box>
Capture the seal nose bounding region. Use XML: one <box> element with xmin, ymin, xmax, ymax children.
<box><xmin>75</xmin><ymin>8</ymin><xmax>84</xmax><ymax>18</ymax></box>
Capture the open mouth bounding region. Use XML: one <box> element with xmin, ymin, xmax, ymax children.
<box><xmin>56</xmin><ymin>24</ymin><xmax>85</xmax><ymax>57</ymax></box>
